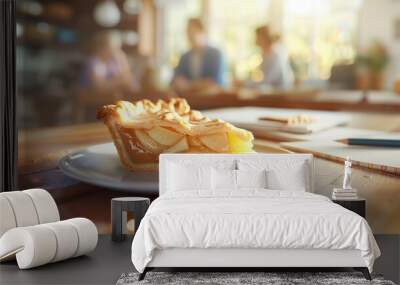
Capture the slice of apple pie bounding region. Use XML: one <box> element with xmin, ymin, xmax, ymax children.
<box><xmin>97</xmin><ymin>98</ymin><xmax>254</xmax><ymax>170</ymax></box>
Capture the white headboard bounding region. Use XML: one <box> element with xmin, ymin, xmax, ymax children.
<box><xmin>159</xmin><ymin>153</ymin><xmax>314</xmax><ymax>196</ymax></box>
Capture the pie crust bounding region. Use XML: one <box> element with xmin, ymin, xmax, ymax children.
<box><xmin>97</xmin><ymin>98</ymin><xmax>254</xmax><ymax>170</ymax></box>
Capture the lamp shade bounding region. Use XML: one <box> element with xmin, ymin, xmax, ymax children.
<box><xmin>94</xmin><ymin>0</ymin><xmax>121</xmax><ymax>28</ymax></box>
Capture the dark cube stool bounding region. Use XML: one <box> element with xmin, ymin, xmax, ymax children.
<box><xmin>111</xmin><ymin>197</ymin><xmax>150</xmax><ymax>242</ymax></box>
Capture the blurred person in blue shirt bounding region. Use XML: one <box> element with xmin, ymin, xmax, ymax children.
<box><xmin>171</xmin><ymin>18</ymin><xmax>226</xmax><ymax>94</ymax></box>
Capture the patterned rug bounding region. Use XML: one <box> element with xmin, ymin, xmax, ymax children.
<box><xmin>116</xmin><ymin>271</ymin><xmax>396</xmax><ymax>285</ymax></box>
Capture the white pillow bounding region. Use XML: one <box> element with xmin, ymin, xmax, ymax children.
<box><xmin>211</xmin><ymin>168</ymin><xmax>237</xmax><ymax>190</ymax></box>
<box><xmin>267</xmin><ymin>161</ymin><xmax>308</xmax><ymax>191</ymax></box>
<box><xmin>167</xmin><ymin>163</ymin><xmax>212</xmax><ymax>191</ymax></box>
<box><xmin>236</xmin><ymin>169</ymin><xmax>267</xmax><ymax>189</ymax></box>
<box><xmin>237</xmin><ymin>159</ymin><xmax>310</xmax><ymax>191</ymax></box>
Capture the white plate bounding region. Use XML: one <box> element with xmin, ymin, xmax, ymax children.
<box><xmin>58</xmin><ymin>143</ymin><xmax>158</xmax><ymax>194</ymax></box>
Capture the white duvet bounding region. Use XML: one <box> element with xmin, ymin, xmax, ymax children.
<box><xmin>131</xmin><ymin>190</ymin><xmax>380</xmax><ymax>273</ymax></box>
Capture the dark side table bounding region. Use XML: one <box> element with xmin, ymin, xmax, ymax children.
<box><xmin>332</xmin><ymin>198</ymin><xmax>366</xmax><ymax>218</ymax></box>
<box><xmin>111</xmin><ymin>197</ymin><xmax>150</xmax><ymax>242</ymax></box>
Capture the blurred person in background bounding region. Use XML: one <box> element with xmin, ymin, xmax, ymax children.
<box><xmin>80</xmin><ymin>31</ymin><xmax>136</xmax><ymax>100</ymax></box>
<box><xmin>171</xmin><ymin>18</ymin><xmax>226</xmax><ymax>95</ymax></box>
<box><xmin>238</xmin><ymin>25</ymin><xmax>294</xmax><ymax>90</ymax></box>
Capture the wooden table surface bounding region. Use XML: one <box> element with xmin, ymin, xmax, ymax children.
<box><xmin>186</xmin><ymin>90</ymin><xmax>400</xmax><ymax>113</ymax></box>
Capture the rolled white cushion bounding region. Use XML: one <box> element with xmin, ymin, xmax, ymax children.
<box><xmin>0</xmin><ymin>196</ymin><xmax>17</xmax><ymax>237</ymax></box>
<box><xmin>42</xmin><ymin>221</ymin><xmax>79</xmax><ymax>262</ymax></box>
<box><xmin>66</xmin><ymin>218</ymin><xmax>98</xmax><ymax>257</ymax></box>
<box><xmin>0</xmin><ymin>226</ymin><xmax>57</xmax><ymax>269</ymax></box>
<box><xmin>0</xmin><ymin>218</ymin><xmax>98</xmax><ymax>269</ymax></box>
<box><xmin>1</xmin><ymin>192</ymin><xmax>39</xmax><ymax>227</ymax></box>
<box><xmin>23</xmin><ymin>189</ymin><xmax>60</xmax><ymax>224</ymax></box>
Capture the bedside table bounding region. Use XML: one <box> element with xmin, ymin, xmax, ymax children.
<box><xmin>332</xmin><ymin>198</ymin><xmax>366</xmax><ymax>218</ymax></box>
<box><xmin>111</xmin><ymin>197</ymin><xmax>150</xmax><ymax>242</ymax></box>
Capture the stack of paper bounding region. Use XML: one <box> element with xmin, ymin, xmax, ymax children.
<box><xmin>332</xmin><ymin>188</ymin><xmax>358</xmax><ymax>200</ymax></box>
<box><xmin>204</xmin><ymin>107</ymin><xmax>350</xmax><ymax>135</ymax></box>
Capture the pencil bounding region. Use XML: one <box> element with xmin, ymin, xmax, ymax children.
<box><xmin>337</xmin><ymin>138</ymin><xmax>400</xmax><ymax>148</ymax></box>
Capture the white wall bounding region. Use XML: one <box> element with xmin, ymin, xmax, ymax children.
<box><xmin>358</xmin><ymin>0</ymin><xmax>400</xmax><ymax>87</ymax></box>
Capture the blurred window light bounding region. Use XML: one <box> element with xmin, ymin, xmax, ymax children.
<box><xmin>207</xmin><ymin>0</ymin><xmax>271</xmax><ymax>81</ymax></box>
<box><xmin>160</xmin><ymin>0</ymin><xmax>362</xmax><ymax>83</ymax></box>
<box><xmin>159</xmin><ymin>0</ymin><xmax>270</xmax><ymax>82</ymax></box>
<box><xmin>159</xmin><ymin>0</ymin><xmax>202</xmax><ymax>73</ymax></box>
<box><xmin>283</xmin><ymin>0</ymin><xmax>363</xmax><ymax>80</ymax></box>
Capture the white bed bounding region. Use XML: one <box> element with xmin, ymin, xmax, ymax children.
<box><xmin>131</xmin><ymin>154</ymin><xmax>380</xmax><ymax>280</ymax></box>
